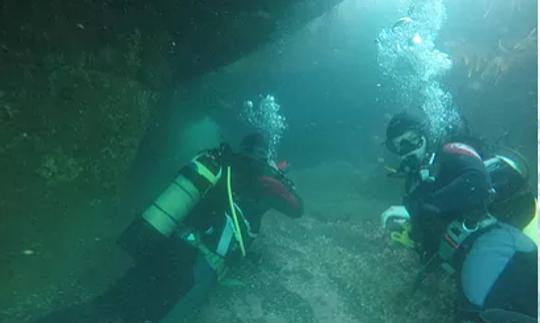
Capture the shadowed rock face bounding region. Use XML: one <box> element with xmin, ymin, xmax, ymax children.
<box><xmin>0</xmin><ymin>0</ymin><xmax>344</xmax><ymax>224</ymax></box>
<box><xmin>0</xmin><ymin>0</ymin><xmax>343</xmax><ymax>87</ymax></box>
<box><xmin>0</xmin><ymin>0</ymin><xmax>343</xmax><ymax>198</ymax></box>
<box><xmin>0</xmin><ymin>3</ymin><xmax>343</xmax><ymax>321</ymax></box>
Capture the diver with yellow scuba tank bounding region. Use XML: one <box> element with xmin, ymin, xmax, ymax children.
<box><xmin>33</xmin><ymin>133</ymin><xmax>303</xmax><ymax>323</ymax></box>
<box><xmin>380</xmin><ymin>112</ymin><xmax>537</xmax><ymax>322</ymax></box>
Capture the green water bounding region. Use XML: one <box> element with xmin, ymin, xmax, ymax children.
<box><xmin>1</xmin><ymin>0</ymin><xmax>536</xmax><ymax>322</ymax></box>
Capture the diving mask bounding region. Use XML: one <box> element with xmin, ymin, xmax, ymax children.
<box><xmin>393</xmin><ymin>132</ymin><xmax>428</xmax><ymax>173</ymax></box>
<box><xmin>388</xmin><ymin>131</ymin><xmax>425</xmax><ymax>156</ymax></box>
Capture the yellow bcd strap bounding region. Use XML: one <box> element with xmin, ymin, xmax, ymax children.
<box><xmin>226</xmin><ymin>166</ymin><xmax>246</xmax><ymax>257</ymax></box>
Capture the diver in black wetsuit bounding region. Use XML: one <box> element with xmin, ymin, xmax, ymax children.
<box><xmin>381</xmin><ymin>112</ymin><xmax>537</xmax><ymax>322</ymax></box>
<box><xmin>34</xmin><ymin>133</ymin><xmax>303</xmax><ymax>323</ymax></box>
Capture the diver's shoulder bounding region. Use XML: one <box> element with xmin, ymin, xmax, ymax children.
<box><xmin>440</xmin><ymin>142</ymin><xmax>482</xmax><ymax>161</ymax></box>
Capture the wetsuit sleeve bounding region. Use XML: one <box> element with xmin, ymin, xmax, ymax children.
<box><xmin>426</xmin><ymin>169</ymin><xmax>491</xmax><ymax>215</ymax></box>
<box><xmin>258</xmin><ymin>174</ymin><xmax>304</xmax><ymax>218</ymax></box>
<box><xmin>424</xmin><ymin>143</ymin><xmax>491</xmax><ymax>215</ymax></box>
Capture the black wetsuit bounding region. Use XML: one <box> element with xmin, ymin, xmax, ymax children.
<box><xmin>33</xmin><ymin>149</ymin><xmax>303</xmax><ymax>323</ymax></box>
<box><xmin>404</xmin><ymin>142</ymin><xmax>537</xmax><ymax>320</ymax></box>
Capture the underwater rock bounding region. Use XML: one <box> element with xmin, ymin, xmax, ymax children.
<box><xmin>37</xmin><ymin>150</ymin><xmax>82</xmax><ymax>186</ymax></box>
<box><xmin>0</xmin><ymin>0</ymin><xmax>344</xmax><ymax>86</ymax></box>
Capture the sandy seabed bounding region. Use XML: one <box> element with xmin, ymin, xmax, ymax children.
<box><xmin>2</xmin><ymin>161</ymin><xmax>457</xmax><ymax>323</ymax></box>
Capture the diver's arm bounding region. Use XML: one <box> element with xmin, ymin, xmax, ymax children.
<box><xmin>258</xmin><ymin>174</ymin><xmax>304</xmax><ymax>218</ymax></box>
<box><xmin>426</xmin><ymin>169</ymin><xmax>490</xmax><ymax>215</ymax></box>
<box><xmin>183</xmin><ymin>231</ymin><xmax>227</xmax><ymax>280</ymax></box>
<box><xmin>195</xmin><ymin>240</ymin><xmax>225</xmax><ymax>274</ymax></box>
<box><xmin>423</xmin><ymin>143</ymin><xmax>490</xmax><ymax>216</ymax></box>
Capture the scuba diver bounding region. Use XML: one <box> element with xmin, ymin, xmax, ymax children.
<box><xmin>380</xmin><ymin>112</ymin><xmax>537</xmax><ymax>322</ymax></box>
<box><xmin>33</xmin><ymin>133</ymin><xmax>303</xmax><ymax>323</ymax></box>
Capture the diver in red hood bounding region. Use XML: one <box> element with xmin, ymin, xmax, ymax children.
<box><xmin>34</xmin><ymin>132</ymin><xmax>303</xmax><ymax>323</ymax></box>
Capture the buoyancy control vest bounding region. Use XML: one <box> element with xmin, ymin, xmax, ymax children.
<box><xmin>405</xmin><ymin>144</ymin><xmax>536</xmax><ymax>273</ymax></box>
<box><xmin>437</xmin><ymin>153</ymin><xmax>537</xmax><ymax>274</ymax></box>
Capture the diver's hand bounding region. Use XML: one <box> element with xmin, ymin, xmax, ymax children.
<box><xmin>381</xmin><ymin>205</ymin><xmax>410</xmax><ymax>229</ymax></box>
<box><xmin>197</xmin><ymin>243</ymin><xmax>228</xmax><ymax>281</ymax></box>
<box><xmin>204</xmin><ymin>251</ymin><xmax>228</xmax><ymax>281</ymax></box>
<box><xmin>381</xmin><ymin>206</ymin><xmax>415</xmax><ymax>249</ymax></box>
<box><xmin>181</xmin><ymin>230</ymin><xmax>229</xmax><ymax>280</ymax></box>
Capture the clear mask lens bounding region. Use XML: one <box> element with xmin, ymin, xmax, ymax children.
<box><xmin>393</xmin><ymin>133</ymin><xmax>422</xmax><ymax>156</ymax></box>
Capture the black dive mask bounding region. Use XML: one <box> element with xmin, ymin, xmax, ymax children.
<box><xmin>386</xmin><ymin>130</ymin><xmax>424</xmax><ymax>155</ymax></box>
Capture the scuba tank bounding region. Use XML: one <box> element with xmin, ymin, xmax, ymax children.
<box><xmin>437</xmin><ymin>152</ymin><xmax>536</xmax><ymax>275</ymax></box>
<box><xmin>484</xmin><ymin>153</ymin><xmax>537</xmax><ymax>242</ymax></box>
<box><xmin>119</xmin><ymin>148</ymin><xmax>225</xmax><ymax>259</ymax></box>
<box><xmin>142</xmin><ymin>152</ymin><xmax>223</xmax><ymax>237</ymax></box>
<box><xmin>484</xmin><ymin>154</ymin><xmax>528</xmax><ymax>205</ymax></box>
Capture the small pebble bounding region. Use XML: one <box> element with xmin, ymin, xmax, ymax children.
<box><xmin>22</xmin><ymin>249</ymin><xmax>34</xmax><ymax>256</ymax></box>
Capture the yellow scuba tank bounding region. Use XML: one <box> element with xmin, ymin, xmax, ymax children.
<box><xmin>522</xmin><ymin>199</ymin><xmax>538</xmax><ymax>245</ymax></box>
<box><xmin>484</xmin><ymin>153</ymin><xmax>536</xmax><ymax>243</ymax></box>
<box><xmin>142</xmin><ymin>152</ymin><xmax>223</xmax><ymax>237</ymax></box>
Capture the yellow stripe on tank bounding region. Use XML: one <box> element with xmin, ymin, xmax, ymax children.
<box><xmin>192</xmin><ymin>157</ymin><xmax>222</xmax><ymax>186</ymax></box>
<box><xmin>522</xmin><ymin>199</ymin><xmax>538</xmax><ymax>245</ymax></box>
